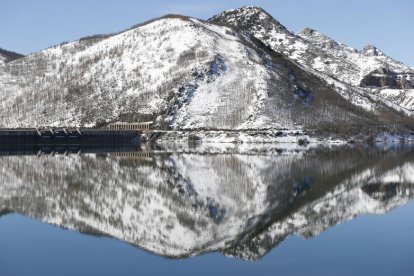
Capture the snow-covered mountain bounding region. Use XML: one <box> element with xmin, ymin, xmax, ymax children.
<box><xmin>1</xmin><ymin>147</ymin><xmax>413</xmax><ymax>259</ymax></box>
<box><xmin>210</xmin><ymin>7</ymin><xmax>414</xmax><ymax>110</ymax></box>
<box><xmin>0</xmin><ymin>7</ymin><xmax>413</xmax><ymax>131</ymax></box>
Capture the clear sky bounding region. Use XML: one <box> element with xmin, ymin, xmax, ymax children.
<box><xmin>1</xmin><ymin>0</ymin><xmax>413</xmax><ymax>66</ymax></box>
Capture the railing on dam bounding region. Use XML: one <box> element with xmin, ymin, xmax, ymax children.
<box><xmin>108</xmin><ymin>122</ymin><xmax>153</xmax><ymax>131</ymax></box>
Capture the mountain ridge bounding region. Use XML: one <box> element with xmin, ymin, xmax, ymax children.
<box><xmin>211</xmin><ymin>6</ymin><xmax>414</xmax><ymax>88</ymax></box>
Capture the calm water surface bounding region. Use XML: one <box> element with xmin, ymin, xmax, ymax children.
<box><xmin>0</xmin><ymin>144</ymin><xmax>413</xmax><ymax>276</ymax></box>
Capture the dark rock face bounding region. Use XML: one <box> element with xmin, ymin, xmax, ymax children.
<box><xmin>361</xmin><ymin>183</ymin><xmax>398</xmax><ymax>201</ymax></box>
<box><xmin>360</xmin><ymin>67</ymin><xmax>414</xmax><ymax>89</ymax></box>
<box><xmin>361</xmin><ymin>45</ymin><xmax>384</xmax><ymax>57</ymax></box>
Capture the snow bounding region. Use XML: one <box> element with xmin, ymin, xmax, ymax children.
<box><xmin>1</xmin><ymin>6</ymin><xmax>413</xmax><ymax>134</ymax></box>
<box><xmin>211</xmin><ymin>7</ymin><xmax>414</xmax><ymax>114</ymax></box>
<box><xmin>378</xmin><ymin>89</ymin><xmax>414</xmax><ymax>110</ymax></box>
<box><xmin>0</xmin><ymin>16</ymin><xmax>281</xmax><ymax>130</ymax></box>
<box><xmin>297</xmin><ymin>29</ymin><xmax>411</xmax><ymax>86</ymax></box>
<box><xmin>0</xmin><ymin>151</ymin><xmax>281</xmax><ymax>257</ymax></box>
<box><xmin>238</xmin><ymin>159</ymin><xmax>414</xmax><ymax>259</ymax></box>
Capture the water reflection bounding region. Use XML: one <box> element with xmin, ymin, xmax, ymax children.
<box><xmin>0</xmin><ymin>144</ymin><xmax>413</xmax><ymax>260</ymax></box>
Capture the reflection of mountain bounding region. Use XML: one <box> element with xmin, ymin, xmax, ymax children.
<box><xmin>225</xmin><ymin>153</ymin><xmax>414</xmax><ymax>259</ymax></box>
<box><xmin>0</xmin><ymin>147</ymin><xmax>413</xmax><ymax>259</ymax></box>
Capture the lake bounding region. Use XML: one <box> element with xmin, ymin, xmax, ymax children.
<box><xmin>0</xmin><ymin>143</ymin><xmax>414</xmax><ymax>276</ymax></box>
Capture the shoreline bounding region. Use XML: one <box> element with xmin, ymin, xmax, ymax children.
<box><xmin>149</xmin><ymin>129</ymin><xmax>414</xmax><ymax>145</ymax></box>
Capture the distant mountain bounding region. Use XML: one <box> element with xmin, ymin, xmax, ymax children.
<box><xmin>0</xmin><ymin>147</ymin><xmax>413</xmax><ymax>259</ymax></box>
<box><xmin>210</xmin><ymin>7</ymin><xmax>414</xmax><ymax>110</ymax></box>
<box><xmin>0</xmin><ymin>48</ymin><xmax>24</xmax><ymax>63</ymax></box>
<box><xmin>0</xmin><ymin>6</ymin><xmax>413</xmax><ymax>132</ymax></box>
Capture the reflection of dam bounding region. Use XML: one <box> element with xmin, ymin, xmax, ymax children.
<box><xmin>0</xmin><ymin>143</ymin><xmax>142</xmax><ymax>157</ymax></box>
<box><xmin>0</xmin><ymin>128</ymin><xmax>141</xmax><ymax>145</ymax></box>
<box><xmin>0</xmin><ymin>128</ymin><xmax>142</xmax><ymax>156</ymax></box>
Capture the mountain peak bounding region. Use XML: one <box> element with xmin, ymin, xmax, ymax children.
<box><xmin>219</xmin><ymin>6</ymin><xmax>267</xmax><ymax>16</ymax></box>
<box><xmin>237</xmin><ymin>5</ymin><xmax>266</xmax><ymax>13</ymax></box>
<box><xmin>298</xmin><ymin>27</ymin><xmax>317</xmax><ymax>36</ymax></box>
<box><xmin>208</xmin><ymin>6</ymin><xmax>289</xmax><ymax>34</ymax></box>
<box><xmin>361</xmin><ymin>44</ymin><xmax>385</xmax><ymax>56</ymax></box>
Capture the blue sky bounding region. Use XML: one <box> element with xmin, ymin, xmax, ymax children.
<box><xmin>1</xmin><ymin>0</ymin><xmax>413</xmax><ymax>66</ymax></box>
